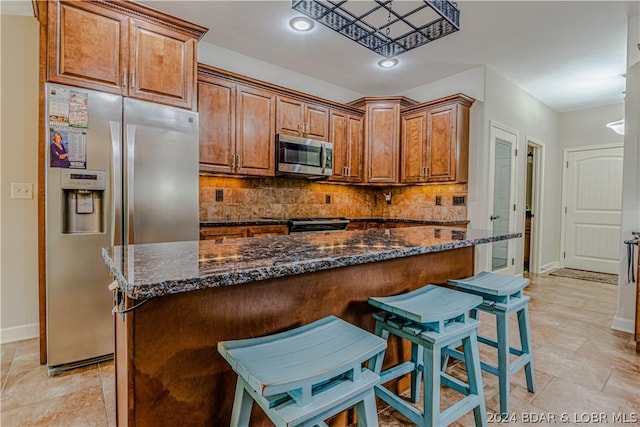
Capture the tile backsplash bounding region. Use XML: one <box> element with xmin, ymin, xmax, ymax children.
<box><xmin>200</xmin><ymin>176</ymin><xmax>467</xmax><ymax>221</ymax></box>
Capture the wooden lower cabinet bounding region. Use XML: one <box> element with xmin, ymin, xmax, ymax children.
<box><xmin>200</xmin><ymin>224</ymin><xmax>288</xmax><ymax>240</ymax></box>
<box><xmin>114</xmin><ymin>246</ymin><xmax>475</xmax><ymax>426</ymax></box>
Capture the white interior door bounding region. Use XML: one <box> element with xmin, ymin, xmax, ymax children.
<box><xmin>489</xmin><ymin>123</ymin><xmax>517</xmax><ymax>275</ymax></box>
<box><xmin>563</xmin><ymin>146</ymin><xmax>623</xmax><ymax>274</ymax></box>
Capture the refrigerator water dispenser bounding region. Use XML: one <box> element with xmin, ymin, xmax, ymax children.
<box><xmin>60</xmin><ymin>170</ymin><xmax>106</xmax><ymax>234</ymax></box>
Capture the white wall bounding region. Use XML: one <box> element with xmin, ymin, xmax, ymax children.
<box><xmin>560</xmin><ymin>103</ymin><xmax>625</xmax><ymax>149</ymax></box>
<box><xmin>471</xmin><ymin>68</ymin><xmax>561</xmax><ymax>274</ymax></box>
<box><xmin>399</xmin><ymin>66</ymin><xmax>486</xmax><ymax>104</ymax></box>
<box><xmin>613</xmin><ymin>13</ymin><xmax>640</xmax><ymax>333</ymax></box>
<box><xmin>198</xmin><ymin>42</ymin><xmax>365</xmax><ymax>104</ymax></box>
<box><xmin>0</xmin><ymin>15</ymin><xmax>40</xmax><ymax>343</ymax></box>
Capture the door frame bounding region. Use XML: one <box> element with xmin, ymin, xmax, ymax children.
<box><xmin>560</xmin><ymin>143</ymin><xmax>624</xmax><ymax>270</ymax></box>
<box><xmin>525</xmin><ymin>136</ymin><xmax>545</xmax><ymax>274</ymax></box>
<box><xmin>486</xmin><ymin>120</ymin><xmax>519</xmax><ymax>274</ymax></box>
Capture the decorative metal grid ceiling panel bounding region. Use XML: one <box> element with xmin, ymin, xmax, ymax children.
<box><xmin>291</xmin><ymin>0</ymin><xmax>460</xmax><ymax>57</ymax></box>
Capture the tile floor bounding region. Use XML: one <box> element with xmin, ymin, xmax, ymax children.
<box><xmin>1</xmin><ymin>272</ymin><xmax>639</xmax><ymax>426</ymax></box>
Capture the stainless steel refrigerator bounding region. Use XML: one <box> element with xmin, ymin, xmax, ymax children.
<box><xmin>45</xmin><ymin>83</ymin><xmax>199</xmax><ymax>372</ymax></box>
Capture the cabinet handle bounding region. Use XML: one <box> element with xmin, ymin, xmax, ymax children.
<box><xmin>236</xmin><ymin>154</ymin><xmax>241</xmax><ymax>168</ymax></box>
<box><xmin>426</xmin><ymin>167</ymin><xmax>429</xmax><ymax>177</ymax></box>
<box><xmin>347</xmin><ymin>166</ymin><xmax>351</xmax><ymax>177</ymax></box>
<box><xmin>231</xmin><ymin>153</ymin><xmax>236</xmax><ymax>168</ymax></box>
<box><xmin>130</xmin><ymin>71</ymin><xmax>135</xmax><ymax>88</ymax></box>
<box><xmin>122</xmin><ymin>68</ymin><xmax>127</xmax><ymax>88</ymax></box>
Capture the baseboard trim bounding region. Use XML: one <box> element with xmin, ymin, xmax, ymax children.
<box><xmin>540</xmin><ymin>261</ymin><xmax>560</xmax><ymax>272</ymax></box>
<box><xmin>0</xmin><ymin>322</ymin><xmax>39</xmax><ymax>344</ymax></box>
<box><xmin>611</xmin><ymin>316</ymin><xmax>634</xmax><ymax>334</ymax></box>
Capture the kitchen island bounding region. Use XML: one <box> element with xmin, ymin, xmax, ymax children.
<box><xmin>103</xmin><ymin>225</ymin><xmax>520</xmax><ymax>426</ymax></box>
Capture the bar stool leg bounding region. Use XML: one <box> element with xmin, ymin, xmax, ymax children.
<box><xmin>230</xmin><ymin>377</ymin><xmax>253</xmax><ymax>427</ymax></box>
<box><xmin>422</xmin><ymin>343</ymin><xmax>441</xmax><ymax>427</ymax></box>
<box><xmin>355</xmin><ymin>390</ymin><xmax>380</xmax><ymax>427</ymax></box>
<box><xmin>411</xmin><ymin>343</ymin><xmax>423</xmax><ymax>403</ymax></box>
<box><xmin>369</xmin><ymin>322</ymin><xmax>390</xmax><ymax>374</ymax></box>
<box><xmin>463</xmin><ymin>333</ymin><xmax>487</xmax><ymax>427</ymax></box>
<box><xmin>496</xmin><ymin>311</ymin><xmax>510</xmax><ymax>417</ymax></box>
<box><xmin>517</xmin><ymin>305</ymin><xmax>536</xmax><ymax>393</ymax></box>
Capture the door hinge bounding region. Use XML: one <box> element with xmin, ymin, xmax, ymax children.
<box><xmin>565</xmin><ymin>206</ymin><xmax>567</xmax><ymax>214</ymax></box>
<box><xmin>515</xmin><ymin>149</ymin><xmax>518</xmax><ymax>157</ymax></box>
<box><xmin>511</xmin><ymin>258</ymin><xmax>515</xmax><ymax>265</ymax></box>
<box><xmin>566</xmin><ymin>161</ymin><xmax>569</xmax><ymax>168</ymax></box>
<box><xmin>563</xmin><ymin>252</ymin><xmax>566</xmax><ymax>259</ymax></box>
<box><xmin>513</xmin><ymin>204</ymin><xmax>516</xmax><ymax>211</ymax></box>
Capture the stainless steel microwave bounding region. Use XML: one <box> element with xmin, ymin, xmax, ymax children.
<box><xmin>276</xmin><ymin>134</ymin><xmax>333</xmax><ymax>178</ymax></box>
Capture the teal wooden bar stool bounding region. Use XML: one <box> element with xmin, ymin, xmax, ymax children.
<box><xmin>368</xmin><ymin>285</ymin><xmax>487</xmax><ymax>427</ymax></box>
<box><xmin>217</xmin><ymin>315</ymin><xmax>387</xmax><ymax>427</ymax></box>
<box><xmin>446</xmin><ymin>271</ymin><xmax>535</xmax><ymax>417</ymax></box>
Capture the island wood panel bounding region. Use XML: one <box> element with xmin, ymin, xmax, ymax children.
<box><xmin>114</xmin><ymin>246</ymin><xmax>474</xmax><ymax>426</ymax></box>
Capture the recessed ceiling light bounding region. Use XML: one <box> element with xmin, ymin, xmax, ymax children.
<box><xmin>378</xmin><ymin>58</ymin><xmax>398</xmax><ymax>69</ymax></box>
<box><xmin>289</xmin><ymin>17</ymin><xmax>314</xmax><ymax>32</ymax></box>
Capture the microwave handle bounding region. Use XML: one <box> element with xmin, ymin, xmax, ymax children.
<box><xmin>321</xmin><ymin>142</ymin><xmax>328</xmax><ymax>170</ymax></box>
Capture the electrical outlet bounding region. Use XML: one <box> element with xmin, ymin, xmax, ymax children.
<box><xmin>325</xmin><ymin>194</ymin><xmax>331</xmax><ymax>204</ymax></box>
<box><xmin>11</xmin><ymin>183</ymin><xmax>33</xmax><ymax>199</ymax></box>
<box><xmin>435</xmin><ymin>195</ymin><xmax>442</xmax><ymax>206</ymax></box>
<box><xmin>215</xmin><ymin>189</ymin><xmax>223</xmax><ymax>202</ymax></box>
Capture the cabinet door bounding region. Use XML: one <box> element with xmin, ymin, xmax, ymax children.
<box><xmin>426</xmin><ymin>104</ymin><xmax>456</xmax><ymax>182</ymax></box>
<box><xmin>401</xmin><ymin>111</ymin><xmax>428</xmax><ymax>183</ymax></box>
<box><xmin>246</xmin><ymin>225</ymin><xmax>289</xmax><ymax>237</ymax></box>
<box><xmin>366</xmin><ymin>103</ymin><xmax>400</xmax><ymax>183</ymax></box>
<box><xmin>200</xmin><ymin>226</ymin><xmax>248</xmax><ymax>240</ymax></box>
<box><xmin>346</xmin><ymin>114</ymin><xmax>364</xmax><ymax>182</ymax></box>
<box><xmin>129</xmin><ymin>19</ymin><xmax>195</xmax><ymax>109</ymax></box>
<box><xmin>276</xmin><ymin>96</ymin><xmax>305</xmax><ymax>136</ymax></box>
<box><xmin>305</xmin><ymin>104</ymin><xmax>329</xmax><ymax>141</ymax></box>
<box><xmin>48</xmin><ymin>1</ymin><xmax>128</xmax><ymax>93</ymax></box>
<box><xmin>236</xmin><ymin>85</ymin><xmax>276</xmax><ymax>176</ymax></box>
<box><xmin>329</xmin><ymin>111</ymin><xmax>347</xmax><ymax>181</ymax></box>
<box><xmin>198</xmin><ymin>78</ymin><xmax>235</xmax><ymax>173</ymax></box>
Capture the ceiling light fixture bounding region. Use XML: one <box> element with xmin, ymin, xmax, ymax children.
<box><xmin>290</xmin><ymin>0</ymin><xmax>461</xmax><ymax>58</ymax></box>
<box><xmin>289</xmin><ymin>16</ymin><xmax>314</xmax><ymax>31</ymax></box>
<box><xmin>606</xmin><ymin>119</ymin><xmax>625</xmax><ymax>135</ymax></box>
<box><xmin>378</xmin><ymin>58</ymin><xmax>398</xmax><ymax>68</ymax></box>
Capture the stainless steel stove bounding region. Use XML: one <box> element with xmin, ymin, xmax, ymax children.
<box><xmin>286</xmin><ymin>217</ymin><xmax>350</xmax><ymax>233</ymax></box>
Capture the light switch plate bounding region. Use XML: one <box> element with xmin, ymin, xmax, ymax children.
<box><xmin>11</xmin><ymin>183</ymin><xmax>33</xmax><ymax>199</ymax></box>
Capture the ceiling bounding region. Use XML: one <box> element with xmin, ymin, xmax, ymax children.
<box><xmin>4</xmin><ymin>1</ymin><xmax>636</xmax><ymax>112</ymax></box>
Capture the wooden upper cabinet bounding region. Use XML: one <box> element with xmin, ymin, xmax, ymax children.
<box><xmin>48</xmin><ymin>1</ymin><xmax>127</xmax><ymax>91</ymax></box>
<box><xmin>198</xmin><ymin>77</ymin><xmax>236</xmax><ymax>174</ymax></box>
<box><xmin>329</xmin><ymin>110</ymin><xmax>364</xmax><ymax>182</ymax></box>
<box><xmin>276</xmin><ymin>96</ymin><xmax>329</xmax><ymax>140</ymax></box>
<box><xmin>364</xmin><ymin>101</ymin><xmax>401</xmax><ymax>184</ymax></box>
<box><xmin>128</xmin><ymin>19</ymin><xmax>196</xmax><ymax>108</ymax></box>
<box><xmin>400</xmin><ymin>95</ymin><xmax>473</xmax><ymax>184</ymax></box>
<box><xmin>401</xmin><ymin>111</ymin><xmax>428</xmax><ymax>183</ymax></box>
<box><xmin>198</xmin><ymin>72</ymin><xmax>275</xmax><ymax>176</ymax></box>
<box><xmin>236</xmin><ymin>85</ymin><xmax>276</xmax><ymax>176</ymax></box>
<box><xmin>426</xmin><ymin>104</ymin><xmax>457</xmax><ymax>182</ymax></box>
<box><xmin>47</xmin><ymin>1</ymin><xmax>206</xmax><ymax>109</ymax></box>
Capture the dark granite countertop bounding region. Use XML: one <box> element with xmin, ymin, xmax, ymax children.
<box><xmin>103</xmin><ymin>226</ymin><xmax>521</xmax><ymax>300</ymax></box>
<box><xmin>200</xmin><ymin>218</ymin><xmax>469</xmax><ymax>227</ymax></box>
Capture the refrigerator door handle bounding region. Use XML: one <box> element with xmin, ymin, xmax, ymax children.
<box><xmin>109</xmin><ymin>121</ymin><xmax>122</xmax><ymax>247</ymax></box>
<box><xmin>126</xmin><ymin>124</ymin><xmax>136</xmax><ymax>244</ymax></box>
